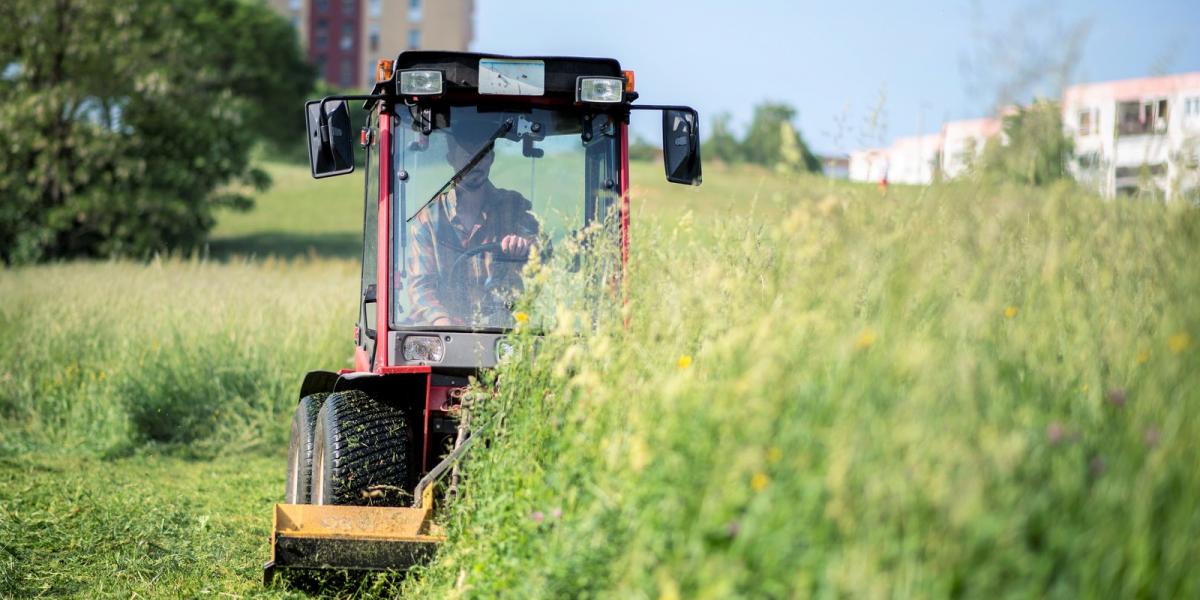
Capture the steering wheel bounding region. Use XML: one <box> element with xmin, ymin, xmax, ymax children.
<box><xmin>447</xmin><ymin>242</ymin><xmax>530</xmax><ymax>319</ymax></box>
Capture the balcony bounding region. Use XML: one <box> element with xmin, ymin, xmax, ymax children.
<box><xmin>1117</xmin><ymin>99</ymin><xmax>1168</xmax><ymax>137</ymax></box>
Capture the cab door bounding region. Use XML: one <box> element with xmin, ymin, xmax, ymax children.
<box><xmin>354</xmin><ymin>110</ymin><xmax>381</xmax><ymax>372</ymax></box>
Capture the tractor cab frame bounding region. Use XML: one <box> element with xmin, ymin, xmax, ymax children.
<box><xmin>265</xmin><ymin>51</ymin><xmax>701</xmax><ymax>582</ymax></box>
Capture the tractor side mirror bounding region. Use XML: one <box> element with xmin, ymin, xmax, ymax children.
<box><xmin>305</xmin><ymin>100</ymin><xmax>355</xmax><ymax>178</ymax></box>
<box><xmin>662</xmin><ymin>108</ymin><xmax>702</xmax><ymax>185</ymax></box>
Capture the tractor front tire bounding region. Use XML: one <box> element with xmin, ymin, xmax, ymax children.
<box><xmin>285</xmin><ymin>392</ymin><xmax>329</xmax><ymax>504</ymax></box>
<box><xmin>311</xmin><ymin>390</ymin><xmax>413</xmax><ymax>506</ymax></box>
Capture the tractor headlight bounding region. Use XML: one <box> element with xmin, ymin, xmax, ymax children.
<box><xmin>576</xmin><ymin>76</ymin><xmax>624</xmax><ymax>104</ymax></box>
<box><xmin>398</xmin><ymin>70</ymin><xmax>444</xmax><ymax>96</ymax></box>
<box><xmin>402</xmin><ymin>335</ymin><xmax>445</xmax><ymax>362</ymax></box>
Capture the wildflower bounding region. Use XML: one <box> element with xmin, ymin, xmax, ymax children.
<box><xmin>514</xmin><ymin>311</ymin><xmax>529</xmax><ymax>324</ymax></box>
<box><xmin>1004</xmin><ymin>306</ymin><xmax>1018</xmax><ymax>319</ymax></box>
<box><xmin>855</xmin><ymin>328</ymin><xmax>877</xmax><ymax>350</ymax></box>
<box><xmin>1144</xmin><ymin>426</ymin><xmax>1161</xmax><ymax>447</ymax></box>
<box><xmin>751</xmin><ymin>472</ymin><xmax>769</xmax><ymax>492</ymax></box>
<box><xmin>725</xmin><ymin>520</ymin><xmax>741</xmax><ymax>539</ymax></box>
<box><xmin>530</xmin><ymin>511</ymin><xmax>544</xmax><ymax>524</ymax></box>
<box><xmin>676</xmin><ymin>355</ymin><xmax>692</xmax><ymax>369</ymax></box>
<box><xmin>1168</xmin><ymin>332</ymin><xmax>1191</xmax><ymax>354</ymax></box>
<box><xmin>1135</xmin><ymin>349</ymin><xmax>1150</xmax><ymax>364</ymax></box>
<box><xmin>551</xmin><ymin>507</ymin><xmax>562</xmax><ymax>520</ymax></box>
<box><xmin>1106</xmin><ymin>388</ymin><xmax>1126</xmax><ymax>408</ymax></box>
<box><xmin>1046</xmin><ymin>422</ymin><xmax>1066</xmax><ymax>445</ymax></box>
<box><xmin>766</xmin><ymin>447</ymin><xmax>783</xmax><ymax>464</ymax></box>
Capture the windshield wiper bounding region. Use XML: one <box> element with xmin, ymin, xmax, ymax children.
<box><xmin>406</xmin><ymin>118</ymin><xmax>514</xmax><ymax>224</ymax></box>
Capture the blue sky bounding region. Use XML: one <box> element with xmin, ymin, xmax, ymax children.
<box><xmin>473</xmin><ymin>0</ymin><xmax>1200</xmax><ymax>154</ymax></box>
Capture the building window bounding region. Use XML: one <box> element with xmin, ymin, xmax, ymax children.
<box><xmin>367</xmin><ymin>61</ymin><xmax>376</xmax><ymax>84</ymax></box>
<box><xmin>368</xmin><ymin>24</ymin><xmax>380</xmax><ymax>52</ymax></box>
<box><xmin>1076</xmin><ymin>151</ymin><xmax>1101</xmax><ymax>170</ymax></box>
<box><xmin>289</xmin><ymin>0</ymin><xmax>301</xmax><ymax>10</ymax></box>
<box><xmin>340</xmin><ymin>22</ymin><xmax>354</xmax><ymax>50</ymax></box>
<box><xmin>316</xmin><ymin>0</ymin><xmax>329</xmax><ymax>12</ymax></box>
<box><xmin>314</xmin><ymin>54</ymin><xmax>327</xmax><ymax>78</ymax></box>
<box><xmin>1118</xmin><ymin>99</ymin><xmax>1168</xmax><ymax>136</ymax></box>
<box><xmin>1077</xmin><ymin>109</ymin><xmax>1093</xmax><ymax>136</ymax></box>
<box><xmin>407</xmin><ymin>28</ymin><xmax>421</xmax><ymax>49</ymax></box>
<box><xmin>409</xmin><ymin>0</ymin><xmax>422</xmax><ymax>21</ymax></box>
<box><xmin>315</xmin><ymin>19</ymin><xmax>328</xmax><ymax>47</ymax></box>
<box><xmin>1185</xmin><ymin>97</ymin><xmax>1200</xmax><ymax>116</ymax></box>
<box><xmin>340</xmin><ymin>58</ymin><xmax>353</xmax><ymax>87</ymax></box>
<box><xmin>342</xmin><ymin>0</ymin><xmax>355</xmax><ymax>14</ymax></box>
<box><xmin>368</xmin><ymin>0</ymin><xmax>382</xmax><ymax>18</ymax></box>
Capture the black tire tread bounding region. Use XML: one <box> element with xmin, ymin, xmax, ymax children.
<box><xmin>316</xmin><ymin>390</ymin><xmax>412</xmax><ymax>506</ymax></box>
<box><xmin>285</xmin><ymin>392</ymin><xmax>329</xmax><ymax>504</ymax></box>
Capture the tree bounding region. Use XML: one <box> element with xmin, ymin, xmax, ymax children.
<box><xmin>628</xmin><ymin>135</ymin><xmax>659</xmax><ymax>162</ymax></box>
<box><xmin>741</xmin><ymin>102</ymin><xmax>821</xmax><ymax>173</ymax></box>
<box><xmin>0</xmin><ymin>0</ymin><xmax>314</xmax><ymax>263</ymax></box>
<box><xmin>976</xmin><ymin>100</ymin><xmax>1073</xmax><ymax>186</ymax></box>
<box><xmin>702</xmin><ymin>112</ymin><xmax>741</xmax><ymax>164</ymax></box>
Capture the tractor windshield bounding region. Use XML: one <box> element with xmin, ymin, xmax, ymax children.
<box><xmin>391</xmin><ymin>105</ymin><xmax>620</xmax><ymax>331</ymax></box>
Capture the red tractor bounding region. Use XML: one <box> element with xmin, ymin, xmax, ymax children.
<box><xmin>264</xmin><ymin>51</ymin><xmax>701</xmax><ymax>582</ymax></box>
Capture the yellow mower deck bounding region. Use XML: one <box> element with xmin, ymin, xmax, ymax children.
<box><xmin>264</xmin><ymin>487</ymin><xmax>444</xmax><ymax>583</ymax></box>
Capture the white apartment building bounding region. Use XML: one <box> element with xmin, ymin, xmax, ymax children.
<box><xmin>940</xmin><ymin>117</ymin><xmax>1002</xmax><ymax>179</ymax></box>
<box><xmin>1062</xmin><ymin>73</ymin><xmax>1200</xmax><ymax>199</ymax></box>
<box><xmin>849</xmin><ymin>72</ymin><xmax>1200</xmax><ymax>201</ymax></box>
<box><xmin>849</xmin><ymin>119</ymin><xmax>998</xmax><ymax>185</ymax></box>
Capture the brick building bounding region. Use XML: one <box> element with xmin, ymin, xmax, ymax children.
<box><xmin>266</xmin><ymin>0</ymin><xmax>474</xmax><ymax>89</ymax></box>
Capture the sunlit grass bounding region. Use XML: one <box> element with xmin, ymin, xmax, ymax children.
<box><xmin>1</xmin><ymin>162</ymin><xmax>1197</xmax><ymax>597</ymax></box>
<box><xmin>406</xmin><ymin>179</ymin><xmax>1200</xmax><ymax>598</ymax></box>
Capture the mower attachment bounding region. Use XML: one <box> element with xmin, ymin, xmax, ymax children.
<box><xmin>263</xmin><ymin>486</ymin><xmax>444</xmax><ymax>584</ymax></box>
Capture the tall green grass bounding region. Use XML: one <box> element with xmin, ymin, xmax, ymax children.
<box><xmin>405</xmin><ymin>180</ymin><xmax>1200</xmax><ymax>598</ymax></box>
<box><xmin>1</xmin><ymin>161</ymin><xmax>1197</xmax><ymax>597</ymax></box>
<box><xmin>0</xmin><ymin>257</ymin><xmax>356</xmax><ymax>457</ymax></box>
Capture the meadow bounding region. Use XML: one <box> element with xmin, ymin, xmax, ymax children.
<box><xmin>1</xmin><ymin>161</ymin><xmax>1197</xmax><ymax>598</ymax></box>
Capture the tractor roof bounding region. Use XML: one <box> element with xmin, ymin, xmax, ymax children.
<box><xmin>365</xmin><ymin>51</ymin><xmax>624</xmax><ymax>108</ymax></box>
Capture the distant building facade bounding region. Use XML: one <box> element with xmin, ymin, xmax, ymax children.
<box><xmin>848</xmin><ymin>72</ymin><xmax>1200</xmax><ymax>201</ymax></box>
<box><xmin>1062</xmin><ymin>73</ymin><xmax>1200</xmax><ymax>199</ymax></box>
<box><xmin>266</xmin><ymin>0</ymin><xmax>474</xmax><ymax>89</ymax></box>
<box><xmin>849</xmin><ymin>117</ymin><xmax>1001</xmax><ymax>186</ymax></box>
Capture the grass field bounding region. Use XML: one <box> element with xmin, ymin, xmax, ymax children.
<box><xmin>1</xmin><ymin>161</ymin><xmax>1198</xmax><ymax>597</ymax></box>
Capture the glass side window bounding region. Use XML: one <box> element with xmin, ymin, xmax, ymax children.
<box><xmin>390</xmin><ymin>105</ymin><xmax>618</xmax><ymax>331</ymax></box>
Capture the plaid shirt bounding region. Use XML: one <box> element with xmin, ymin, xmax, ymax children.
<box><xmin>404</xmin><ymin>182</ymin><xmax>539</xmax><ymax>325</ymax></box>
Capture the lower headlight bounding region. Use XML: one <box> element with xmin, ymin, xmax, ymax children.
<box><xmin>402</xmin><ymin>335</ymin><xmax>445</xmax><ymax>362</ymax></box>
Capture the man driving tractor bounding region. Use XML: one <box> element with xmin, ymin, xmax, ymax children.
<box><xmin>405</xmin><ymin>128</ymin><xmax>539</xmax><ymax>326</ymax></box>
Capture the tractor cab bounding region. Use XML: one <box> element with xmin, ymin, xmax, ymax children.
<box><xmin>265</xmin><ymin>51</ymin><xmax>701</xmax><ymax>583</ymax></box>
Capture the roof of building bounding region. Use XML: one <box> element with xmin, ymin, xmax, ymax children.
<box><xmin>1063</xmin><ymin>72</ymin><xmax>1200</xmax><ymax>103</ymax></box>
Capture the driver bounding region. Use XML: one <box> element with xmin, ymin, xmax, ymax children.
<box><xmin>406</xmin><ymin>128</ymin><xmax>539</xmax><ymax>326</ymax></box>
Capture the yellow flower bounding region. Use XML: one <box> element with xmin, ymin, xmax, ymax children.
<box><xmin>751</xmin><ymin>472</ymin><xmax>770</xmax><ymax>492</ymax></box>
<box><xmin>513</xmin><ymin>311</ymin><xmax>529</xmax><ymax>324</ymax></box>
<box><xmin>1136</xmin><ymin>349</ymin><xmax>1150</xmax><ymax>364</ymax></box>
<box><xmin>766</xmin><ymin>447</ymin><xmax>783</xmax><ymax>464</ymax></box>
<box><xmin>1004</xmin><ymin>306</ymin><xmax>1018</xmax><ymax>319</ymax></box>
<box><xmin>676</xmin><ymin>355</ymin><xmax>692</xmax><ymax>369</ymax></box>
<box><xmin>1168</xmin><ymin>332</ymin><xmax>1191</xmax><ymax>354</ymax></box>
<box><xmin>855</xmin><ymin>328</ymin><xmax>877</xmax><ymax>350</ymax></box>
